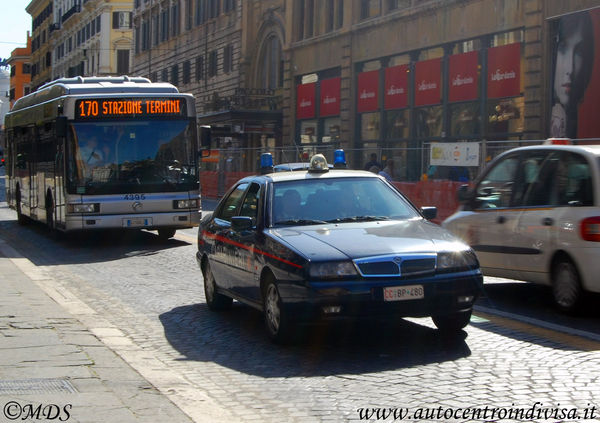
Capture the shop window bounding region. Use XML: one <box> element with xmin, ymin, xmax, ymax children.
<box><xmin>449</xmin><ymin>102</ymin><xmax>481</xmax><ymax>137</ymax></box>
<box><xmin>361</xmin><ymin>113</ymin><xmax>380</xmax><ymax>141</ymax></box>
<box><xmin>487</xmin><ymin>97</ymin><xmax>524</xmax><ymax>135</ymax></box>
<box><xmin>385</xmin><ymin>110</ymin><xmax>410</xmax><ymax>139</ymax></box>
<box><xmin>300</xmin><ymin>120</ymin><xmax>318</xmax><ymax>144</ymax></box>
<box><xmin>321</xmin><ymin>118</ymin><xmax>341</xmax><ymax>144</ymax></box>
<box><xmin>414</xmin><ymin>106</ymin><xmax>443</xmax><ymax>138</ymax></box>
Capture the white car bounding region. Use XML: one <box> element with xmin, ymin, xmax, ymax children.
<box><xmin>443</xmin><ymin>142</ymin><xmax>600</xmax><ymax>312</ymax></box>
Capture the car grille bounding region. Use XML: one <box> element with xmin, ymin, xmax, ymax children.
<box><xmin>354</xmin><ymin>253</ymin><xmax>436</xmax><ymax>278</ymax></box>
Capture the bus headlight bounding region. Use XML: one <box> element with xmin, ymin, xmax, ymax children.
<box><xmin>68</xmin><ymin>203</ymin><xmax>99</xmax><ymax>213</ymax></box>
<box><xmin>174</xmin><ymin>199</ymin><xmax>199</xmax><ymax>209</ymax></box>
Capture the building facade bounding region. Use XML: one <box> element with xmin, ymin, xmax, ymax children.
<box><xmin>283</xmin><ymin>0</ymin><xmax>600</xmax><ymax>179</ymax></box>
<box><xmin>27</xmin><ymin>0</ymin><xmax>54</xmax><ymax>90</ymax></box>
<box><xmin>7</xmin><ymin>33</ymin><xmax>33</xmax><ymax>108</ymax></box>
<box><xmin>50</xmin><ymin>0</ymin><xmax>134</xmax><ymax>80</ymax></box>
<box><xmin>132</xmin><ymin>0</ymin><xmax>285</xmax><ymax>175</ymax></box>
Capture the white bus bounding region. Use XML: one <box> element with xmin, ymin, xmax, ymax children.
<box><xmin>4</xmin><ymin>76</ymin><xmax>201</xmax><ymax>239</ymax></box>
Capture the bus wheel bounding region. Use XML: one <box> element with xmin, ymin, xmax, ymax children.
<box><xmin>16</xmin><ymin>191</ymin><xmax>28</xmax><ymax>225</ymax></box>
<box><xmin>157</xmin><ymin>228</ymin><xmax>176</xmax><ymax>240</ymax></box>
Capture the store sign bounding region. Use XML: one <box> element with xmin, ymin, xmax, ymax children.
<box><xmin>414</xmin><ymin>58</ymin><xmax>441</xmax><ymax>106</ymax></box>
<box><xmin>357</xmin><ymin>70</ymin><xmax>379</xmax><ymax>113</ymax></box>
<box><xmin>448</xmin><ymin>51</ymin><xmax>479</xmax><ymax>102</ymax></box>
<box><xmin>320</xmin><ymin>77</ymin><xmax>341</xmax><ymax>116</ymax></box>
<box><xmin>384</xmin><ymin>65</ymin><xmax>409</xmax><ymax>110</ymax></box>
<box><xmin>487</xmin><ymin>43</ymin><xmax>521</xmax><ymax>98</ymax></box>
<box><xmin>296</xmin><ymin>82</ymin><xmax>316</xmax><ymax>119</ymax></box>
<box><xmin>430</xmin><ymin>142</ymin><xmax>480</xmax><ymax>166</ymax></box>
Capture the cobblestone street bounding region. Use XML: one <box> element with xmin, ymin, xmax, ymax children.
<box><xmin>1</xmin><ymin>192</ymin><xmax>600</xmax><ymax>422</ymax></box>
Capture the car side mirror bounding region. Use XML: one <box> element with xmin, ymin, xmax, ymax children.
<box><xmin>420</xmin><ymin>206</ymin><xmax>437</xmax><ymax>220</ymax></box>
<box><xmin>231</xmin><ymin>216</ymin><xmax>254</xmax><ymax>231</ymax></box>
<box><xmin>457</xmin><ymin>184</ymin><xmax>472</xmax><ymax>203</ymax></box>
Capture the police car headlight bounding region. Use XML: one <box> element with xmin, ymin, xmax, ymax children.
<box><xmin>437</xmin><ymin>249</ymin><xmax>479</xmax><ymax>273</ymax></box>
<box><xmin>309</xmin><ymin>261</ymin><xmax>358</xmax><ymax>279</ymax></box>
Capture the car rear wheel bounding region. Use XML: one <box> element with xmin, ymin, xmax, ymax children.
<box><xmin>203</xmin><ymin>262</ymin><xmax>232</xmax><ymax>311</ymax></box>
<box><xmin>552</xmin><ymin>259</ymin><xmax>582</xmax><ymax>313</ymax></box>
<box><xmin>432</xmin><ymin>309</ymin><xmax>472</xmax><ymax>333</ymax></box>
<box><xmin>263</xmin><ymin>279</ymin><xmax>295</xmax><ymax>344</ymax></box>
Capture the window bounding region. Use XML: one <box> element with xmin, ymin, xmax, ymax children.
<box><xmin>217</xmin><ymin>183</ymin><xmax>248</xmax><ymax>221</ymax></box>
<box><xmin>161</xmin><ymin>8</ymin><xmax>170</xmax><ymax>42</ymax></box>
<box><xmin>22</xmin><ymin>64</ymin><xmax>31</xmax><ymax>74</ymax></box>
<box><xmin>259</xmin><ymin>35</ymin><xmax>282</xmax><ymax>89</ymax></box>
<box><xmin>162</xmin><ymin>68</ymin><xmax>168</xmax><ymax>82</ymax></box>
<box><xmin>171</xmin><ymin>64</ymin><xmax>179</xmax><ymax>86</ymax></box>
<box><xmin>208</xmin><ymin>0</ymin><xmax>220</xmax><ymax>18</ymax></box>
<box><xmin>474</xmin><ymin>155</ymin><xmax>519</xmax><ymax>209</ymax></box>
<box><xmin>239</xmin><ymin>183</ymin><xmax>261</xmax><ymax>226</ymax></box>
<box><xmin>196</xmin><ymin>56</ymin><xmax>204</xmax><ymax>81</ymax></box>
<box><xmin>223</xmin><ymin>44</ymin><xmax>233</xmax><ymax>74</ymax></box>
<box><xmin>195</xmin><ymin>0</ymin><xmax>206</xmax><ymax>25</ymax></box>
<box><xmin>117</xmin><ymin>50</ymin><xmax>129</xmax><ymax>74</ymax></box>
<box><xmin>113</xmin><ymin>11</ymin><xmax>132</xmax><ymax>29</ymax></box>
<box><xmin>223</xmin><ymin>0</ymin><xmax>235</xmax><ymax>13</ymax></box>
<box><xmin>183</xmin><ymin>60</ymin><xmax>191</xmax><ymax>84</ymax></box>
<box><xmin>171</xmin><ymin>2</ymin><xmax>180</xmax><ymax>37</ymax></box>
<box><xmin>208</xmin><ymin>50</ymin><xmax>218</xmax><ymax>77</ymax></box>
<box><xmin>185</xmin><ymin>0</ymin><xmax>193</xmax><ymax>29</ymax></box>
<box><xmin>360</xmin><ymin>0</ymin><xmax>381</xmax><ymax>20</ymax></box>
<box><xmin>387</xmin><ymin>0</ymin><xmax>409</xmax><ymax>11</ymax></box>
<box><xmin>96</xmin><ymin>15</ymin><xmax>101</xmax><ymax>32</ymax></box>
<box><xmin>325</xmin><ymin>0</ymin><xmax>344</xmax><ymax>32</ymax></box>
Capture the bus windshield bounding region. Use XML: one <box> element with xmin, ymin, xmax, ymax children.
<box><xmin>68</xmin><ymin>119</ymin><xmax>197</xmax><ymax>194</ymax></box>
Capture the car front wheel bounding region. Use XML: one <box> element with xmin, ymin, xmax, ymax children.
<box><xmin>432</xmin><ymin>309</ymin><xmax>472</xmax><ymax>333</ymax></box>
<box><xmin>552</xmin><ymin>259</ymin><xmax>582</xmax><ymax>313</ymax></box>
<box><xmin>263</xmin><ymin>279</ymin><xmax>295</xmax><ymax>344</ymax></box>
<box><xmin>203</xmin><ymin>262</ymin><xmax>232</xmax><ymax>311</ymax></box>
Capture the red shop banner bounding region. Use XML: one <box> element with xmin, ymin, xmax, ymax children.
<box><xmin>414</xmin><ymin>58</ymin><xmax>442</xmax><ymax>106</ymax></box>
<box><xmin>448</xmin><ymin>50</ymin><xmax>479</xmax><ymax>102</ymax></box>
<box><xmin>320</xmin><ymin>77</ymin><xmax>341</xmax><ymax>116</ymax></box>
<box><xmin>384</xmin><ymin>65</ymin><xmax>409</xmax><ymax>110</ymax></box>
<box><xmin>357</xmin><ymin>70</ymin><xmax>379</xmax><ymax>113</ymax></box>
<box><xmin>296</xmin><ymin>82</ymin><xmax>316</xmax><ymax>119</ymax></box>
<box><xmin>487</xmin><ymin>43</ymin><xmax>521</xmax><ymax>98</ymax></box>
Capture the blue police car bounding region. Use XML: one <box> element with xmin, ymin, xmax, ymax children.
<box><xmin>196</xmin><ymin>151</ymin><xmax>483</xmax><ymax>343</ymax></box>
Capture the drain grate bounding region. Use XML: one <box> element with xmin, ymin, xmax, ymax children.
<box><xmin>0</xmin><ymin>379</ymin><xmax>78</xmax><ymax>395</ymax></box>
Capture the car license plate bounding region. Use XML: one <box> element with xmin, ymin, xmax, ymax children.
<box><xmin>123</xmin><ymin>217</ymin><xmax>152</xmax><ymax>227</ymax></box>
<box><xmin>383</xmin><ymin>285</ymin><xmax>424</xmax><ymax>301</ymax></box>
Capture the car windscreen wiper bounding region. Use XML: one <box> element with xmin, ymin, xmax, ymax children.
<box><xmin>274</xmin><ymin>219</ymin><xmax>328</xmax><ymax>226</ymax></box>
<box><xmin>326</xmin><ymin>216</ymin><xmax>390</xmax><ymax>223</ymax></box>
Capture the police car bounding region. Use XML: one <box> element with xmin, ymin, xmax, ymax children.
<box><xmin>197</xmin><ymin>151</ymin><xmax>483</xmax><ymax>343</ymax></box>
<box><xmin>443</xmin><ymin>139</ymin><xmax>600</xmax><ymax>313</ymax></box>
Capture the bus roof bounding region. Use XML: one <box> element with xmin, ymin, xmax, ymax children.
<box><xmin>10</xmin><ymin>76</ymin><xmax>180</xmax><ymax>112</ymax></box>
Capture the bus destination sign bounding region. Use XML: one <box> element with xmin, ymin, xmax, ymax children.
<box><xmin>75</xmin><ymin>98</ymin><xmax>186</xmax><ymax>119</ymax></box>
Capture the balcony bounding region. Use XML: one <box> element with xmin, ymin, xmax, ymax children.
<box><xmin>49</xmin><ymin>22</ymin><xmax>60</xmax><ymax>33</ymax></box>
<box><xmin>62</xmin><ymin>3</ymin><xmax>81</xmax><ymax>23</ymax></box>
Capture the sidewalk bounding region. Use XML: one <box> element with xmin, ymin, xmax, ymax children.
<box><xmin>0</xmin><ymin>240</ymin><xmax>193</xmax><ymax>423</ymax></box>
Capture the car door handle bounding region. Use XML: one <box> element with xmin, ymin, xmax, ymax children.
<box><xmin>542</xmin><ymin>217</ymin><xmax>554</xmax><ymax>226</ymax></box>
<box><xmin>497</xmin><ymin>216</ymin><xmax>506</xmax><ymax>224</ymax></box>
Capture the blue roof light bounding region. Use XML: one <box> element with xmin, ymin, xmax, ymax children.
<box><xmin>259</xmin><ymin>153</ymin><xmax>274</xmax><ymax>174</ymax></box>
<box><xmin>333</xmin><ymin>149</ymin><xmax>347</xmax><ymax>168</ymax></box>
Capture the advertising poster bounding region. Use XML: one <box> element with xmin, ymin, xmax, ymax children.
<box><xmin>550</xmin><ymin>8</ymin><xmax>600</xmax><ymax>139</ymax></box>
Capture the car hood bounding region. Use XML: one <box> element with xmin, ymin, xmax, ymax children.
<box><xmin>267</xmin><ymin>219</ymin><xmax>466</xmax><ymax>261</ymax></box>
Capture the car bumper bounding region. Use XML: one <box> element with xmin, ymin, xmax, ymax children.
<box><xmin>277</xmin><ymin>272</ymin><xmax>483</xmax><ymax>322</ymax></box>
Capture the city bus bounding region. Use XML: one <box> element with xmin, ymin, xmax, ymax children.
<box><xmin>4</xmin><ymin>76</ymin><xmax>201</xmax><ymax>239</ymax></box>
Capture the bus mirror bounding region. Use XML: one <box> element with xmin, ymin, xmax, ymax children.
<box><xmin>200</xmin><ymin>126</ymin><xmax>211</xmax><ymax>150</ymax></box>
<box><xmin>56</xmin><ymin>116</ymin><xmax>68</xmax><ymax>138</ymax></box>
<box><xmin>457</xmin><ymin>184</ymin><xmax>472</xmax><ymax>203</ymax></box>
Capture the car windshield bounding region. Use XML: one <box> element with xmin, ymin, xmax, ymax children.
<box><xmin>271</xmin><ymin>177</ymin><xmax>419</xmax><ymax>226</ymax></box>
<box><xmin>67</xmin><ymin>119</ymin><xmax>197</xmax><ymax>194</ymax></box>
